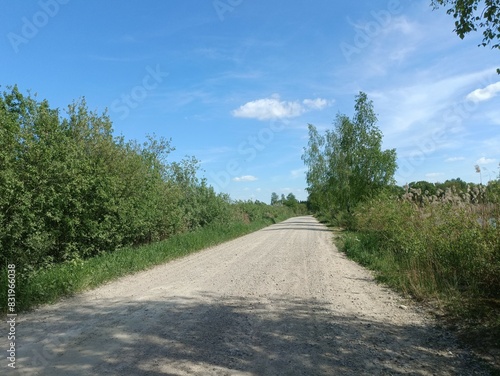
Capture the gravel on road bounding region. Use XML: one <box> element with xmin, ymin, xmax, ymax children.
<box><xmin>13</xmin><ymin>216</ymin><xmax>489</xmax><ymax>375</ymax></box>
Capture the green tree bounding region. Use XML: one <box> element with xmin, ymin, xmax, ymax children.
<box><xmin>438</xmin><ymin>177</ymin><xmax>469</xmax><ymax>193</ymax></box>
<box><xmin>285</xmin><ymin>193</ymin><xmax>298</xmax><ymax>205</ymax></box>
<box><xmin>302</xmin><ymin>124</ymin><xmax>329</xmax><ymax>211</ymax></box>
<box><xmin>431</xmin><ymin>0</ymin><xmax>500</xmax><ymax>72</ymax></box>
<box><xmin>409</xmin><ymin>181</ymin><xmax>437</xmax><ymax>195</ymax></box>
<box><xmin>302</xmin><ymin>92</ymin><xmax>397</xmax><ymax>214</ymax></box>
<box><xmin>271</xmin><ymin>192</ymin><xmax>279</xmax><ymax>205</ymax></box>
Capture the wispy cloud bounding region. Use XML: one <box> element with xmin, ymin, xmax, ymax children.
<box><xmin>476</xmin><ymin>157</ymin><xmax>496</xmax><ymax>165</ymax></box>
<box><xmin>373</xmin><ymin>68</ymin><xmax>497</xmax><ymax>153</ymax></box>
<box><xmin>466</xmin><ymin>82</ymin><xmax>500</xmax><ymax>103</ymax></box>
<box><xmin>232</xmin><ymin>175</ymin><xmax>258</xmax><ymax>182</ymax></box>
<box><xmin>302</xmin><ymin>98</ymin><xmax>332</xmax><ymax>110</ymax></box>
<box><xmin>445</xmin><ymin>157</ymin><xmax>465</xmax><ymax>162</ymax></box>
<box><xmin>232</xmin><ymin>94</ymin><xmax>332</xmax><ymax>121</ymax></box>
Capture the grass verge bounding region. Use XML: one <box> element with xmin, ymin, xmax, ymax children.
<box><xmin>1</xmin><ymin>217</ymin><xmax>287</xmax><ymax>314</ymax></box>
<box><xmin>336</xmin><ymin>228</ymin><xmax>500</xmax><ymax>372</ymax></box>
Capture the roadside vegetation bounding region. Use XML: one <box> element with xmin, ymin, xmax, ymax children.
<box><xmin>0</xmin><ymin>86</ymin><xmax>304</xmax><ymax>313</ymax></box>
<box><xmin>303</xmin><ymin>92</ymin><xmax>500</xmax><ymax>356</ymax></box>
<box><xmin>1</xmin><ymin>212</ymin><xmax>292</xmax><ymax>313</ymax></box>
<box><xmin>341</xmin><ymin>180</ymin><xmax>500</xmax><ymax>347</ymax></box>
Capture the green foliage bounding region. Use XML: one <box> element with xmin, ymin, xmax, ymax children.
<box><xmin>487</xmin><ymin>179</ymin><xmax>500</xmax><ymax>203</ymax></box>
<box><xmin>271</xmin><ymin>192</ymin><xmax>279</xmax><ymax>205</ymax></box>
<box><xmin>284</xmin><ymin>193</ymin><xmax>298</xmax><ymax>207</ymax></box>
<box><xmin>231</xmin><ymin>199</ymin><xmax>299</xmax><ymax>224</ymax></box>
<box><xmin>408</xmin><ymin>180</ymin><xmax>438</xmax><ymax>196</ymax></box>
<box><xmin>438</xmin><ymin>177</ymin><xmax>469</xmax><ymax>193</ymax></box>
<box><xmin>432</xmin><ymin>0</ymin><xmax>500</xmax><ymax>48</ymax></box>
<box><xmin>269</xmin><ymin>191</ymin><xmax>308</xmax><ymax>215</ymax></box>
<box><xmin>0</xmin><ymin>86</ymin><xmax>301</xmax><ymax>312</ymax></box>
<box><xmin>302</xmin><ymin>92</ymin><xmax>397</xmax><ymax>220</ymax></box>
<box><xmin>0</xmin><ymin>87</ymin><xmax>293</xmax><ymax>277</ymax></box>
<box><xmin>431</xmin><ymin>0</ymin><xmax>500</xmax><ymax>73</ymax></box>
<box><xmin>0</xmin><ymin>215</ymin><xmax>287</xmax><ymax>313</ymax></box>
<box><xmin>0</xmin><ymin>88</ymin><xmax>180</xmax><ymax>269</ymax></box>
<box><xmin>339</xmin><ymin>189</ymin><xmax>500</xmax><ymax>331</ymax></box>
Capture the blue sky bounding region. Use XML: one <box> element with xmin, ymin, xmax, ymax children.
<box><xmin>2</xmin><ymin>0</ymin><xmax>499</xmax><ymax>203</ymax></box>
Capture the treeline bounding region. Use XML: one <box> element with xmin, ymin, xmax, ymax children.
<box><xmin>270</xmin><ymin>192</ymin><xmax>308</xmax><ymax>212</ymax></box>
<box><xmin>0</xmin><ymin>87</ymin><xmax>294</xmax><ymax>273</ymax></box>
<box><xmin>303</xmin><ymin>92</ymin><xmax>500</xmax><ymax>340</ymax></box>
<box><xmin>402</xmin><ymin>177</ymin><xmax>500</xmax><ymax>204</ymax></box>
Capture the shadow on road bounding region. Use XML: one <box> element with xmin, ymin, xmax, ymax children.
<box><xmin>17</xmin><ymin>294</ymin><xmax>486</xmax><ymax>375</ymax></box>
<box><xmin>263</xmin><ymin>219</ymin><xmax>333</xmax><ymax>233</ymax></box>
<box><xmin>262</xmin><ymin>226</ymin><xmax>332</xmax><ymax>233</ymax></box>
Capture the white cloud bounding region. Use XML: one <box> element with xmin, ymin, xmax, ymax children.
<box><xmin>445</xmin><ymin>157</ymin><xmax>465</xmax><ymax>162</ymax></box>
<box><xmin>476</xmin><ymin>157</ymin><xmax>496</xmax><ymax>165</ymax></box>
<box><xmin>390</xmin><ymin>17</ymin><xmax>418</xmax><ymax>35</ymax></box>
<box><xmin>232</xmin><ymin>175</ymin><xmax>258</xmax><ymax>182</ymax></box>
<box><xmin>232</xmin><ymin>95</ymin><xmax>331</xmax><ymax>120</ymax></box>
<box><xmin>466</xmin><ymin>82</ymin><xmax>500</xmax><ymax>103</ymax></box>
<box><xmin>302</xmin><ymin>98</ymin><xmax>331</xmax><ymax>110</ymax></box>
<box><xmin>372</xmin><ymin>68</ymin><xmax>497</xmax><ymax>153</ymax></box>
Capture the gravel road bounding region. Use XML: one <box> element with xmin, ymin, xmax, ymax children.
<box><xmin>12</xmin><ymin>216</ymin><xmax>489</xmax><ymax>375</ymax></box>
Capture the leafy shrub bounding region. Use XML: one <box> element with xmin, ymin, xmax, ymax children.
<box><xmin>0</xmin><ymin>87</ymin><xmax>296</xmax><ymax>277</ymax></box>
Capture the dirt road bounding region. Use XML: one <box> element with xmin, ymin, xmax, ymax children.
<box><xmin>13</xmin><ymin>216</ymin><xmax>488</xmax><ymax>375</ymax></box>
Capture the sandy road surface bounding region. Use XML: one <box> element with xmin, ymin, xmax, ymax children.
<box><xmin>8</xmin><ymin>216</ymin><xmax>489</xmax><ymax>375</ymax></box>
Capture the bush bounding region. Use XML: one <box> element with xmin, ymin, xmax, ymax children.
<box><xmin>341</xmin><ymin>188</ymin><xmax>500</xmax><ymax>323</ymax></box>
<box><xmin>0</xmin><ymin>87</ymin><xmax>295</xmax><ymax>276</ymax></box>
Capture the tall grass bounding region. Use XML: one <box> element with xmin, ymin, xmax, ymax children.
<box><xmin>337</xmin><ymin>188</ymin><xmax>500</xmax><ymax>346</ymax></box>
